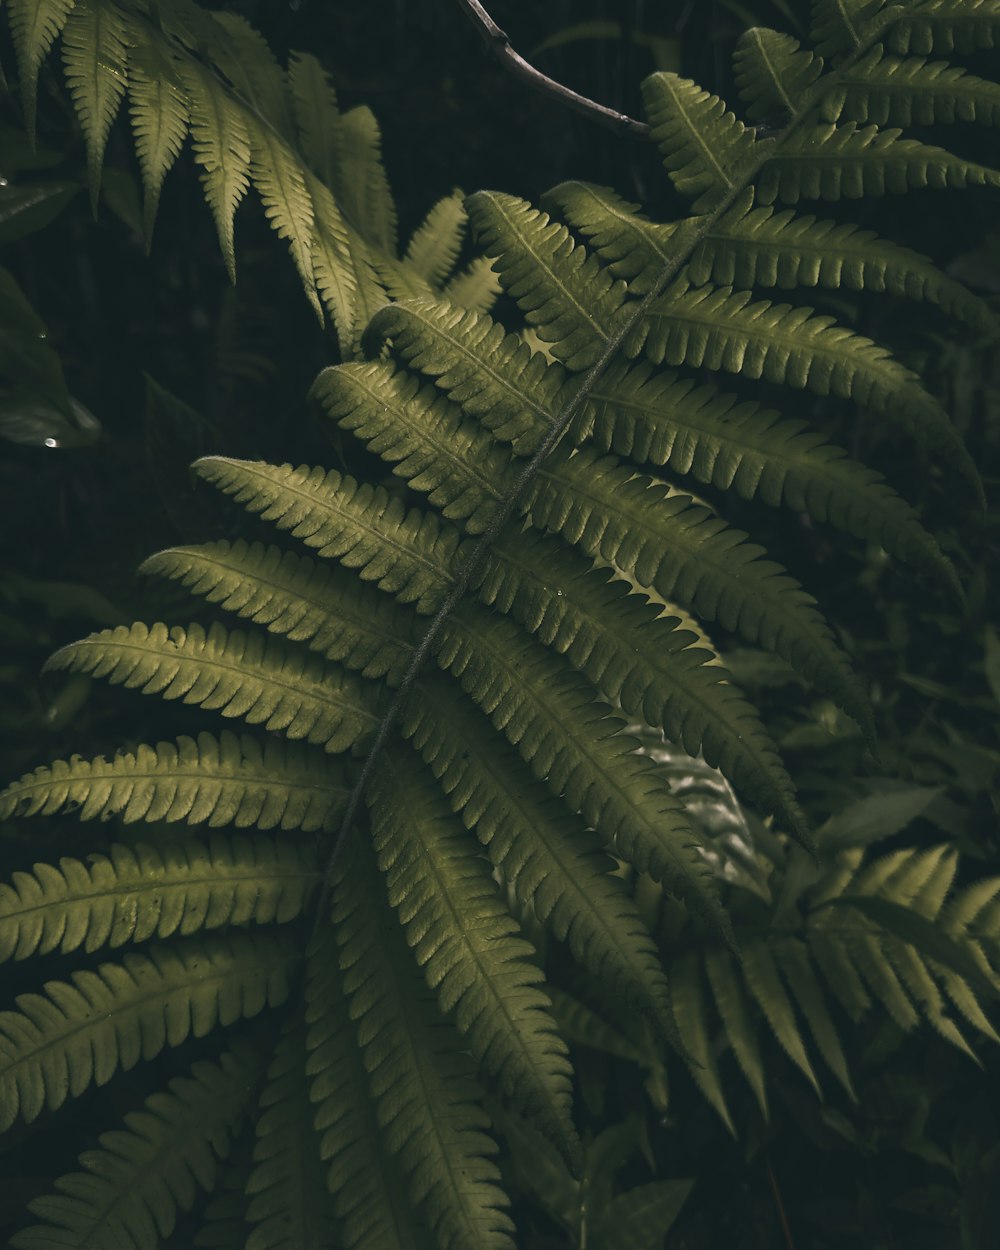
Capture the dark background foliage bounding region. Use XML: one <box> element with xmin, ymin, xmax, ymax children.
<box><xmin>1</xmin><ymin>2</ymin><xmax>999</xmax><ymax>1245</ymax></box>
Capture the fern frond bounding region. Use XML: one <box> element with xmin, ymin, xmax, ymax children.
<box><xmin>7</xmin><ymin>0</ymin><xmax>76</xmax><ymax>139</ymax></box>
<box><xmin>179</xmin><ymin>60</ymin><xmax>252</xmax><ymax>282</ymax></box>
<box><xmin>0</xmin><ymin>731</ymin><xmax>349</xmax><ymax>832</ymax></box>
<box><xmin>756</xmin><ymin>121</ymin><xmax>1000</xmax><ymax>204</ymax></box>
<box><xmin>691</xmin><ymin>196</ymin><xmax>998</xmax><ymax>335</ymax></box>
<box><xmin>827</xmin><ymin>46</ymin><xmax>1000</xmax><ymax>127</ymax></box>
<box><xmin>589</xmin><ymin>1180</ymin><xmax>694</xmax><ymax>1250</ymax></box>
<box><xmin>369</xmin><ymin>750</ymin><xmax>579</xmax><ymax>1167</ymax></box>
<box><xmin>733</xmin><ymin>27</ymin><xmax>824</xmax><ymax>122</ymax></box>
<box><xmin>313</xmin><ymin>359</ymin><xmax>511</xmax><ymax>529</ymax></box>
<box><xmin>335</xmin><ymin>832</ymin><xmax>518</xmax><ymax>1247</ymax></box>
<box><xmin>305</xmin><ymin>925</ymin><xmax>434</xmax><ymax>1250</ymax></box>
<box><xmin>478</xmin><ymin>528</ymin><xmax>807</xmax><ymax>836</ymax></box>
<box><xmin>740</xmin><ymin>937</ymin><xmax>821</xmax><ymax>1095</ymax></box>
<box><xmin>401</xmin><ymin>678</ymin><xmax>674</xmax><ymax>1037</ymax></box>
<box><xmin>245</xmin><ymin>1019</ymin><xmax>336</xmax><ymax>1250</ymax></box>
<box><xmin>125</xmin><ymin>29</ymin><xmax>190</xmax><ymax>243</ymax></box>
<box><xmin>641</xmin><ymin>72</ymin><xmax>760</xmax><ymax>213</ymax></box>
<box><xmin>442</xmin><ymin>257</ymin><xmax>502</xmax><ymax>314</ymax></box>
<box><xmin>287</xmin><ymin>50</ymin><xmax>340</xmax><ymax>186</ymax></box>
<box><xmin>0</xmin><ymin>931</ymin><xmax>294</xmax><ymax>1131</ymax></box>
<box><xmin>541</xmin><ymin>181</ymin><xmax>682</xmax><ymax>294</ymax></box>
<box><xmin>141</xmin><ymin>540</ymin><xmax>417</xmax><ymax>683</ymax></box>
<box><xmin>61</xmin><ymin>0</ymin><xmax>129</xmax><ymax>208</ymax></box>
<box><xmin>628</xmin><ymin>278</ymin><xmax>981</xmax><ymax>503</ymax></box>
<box><xmin>330</xmin><ymin>104</ymin><xmax>397</xmax><ymax>253</ymax></box>
<box><xmin>703</xmin><ymin>946</ymin><xmax>768</xmax><ymax>1116</ymax></box>
<box><xmin>772</xmin><ymin>937</ymin><xmax>854</xmax><ymax>1096</ymax></box>
<box><xmin>581</xmin><ymin>361</ymin><xmax>961</xmax><ymax>595</ymax></box>
<box><xmin>404</xmin><ymin>192</ymin><xmax>468</xmax><ymax>287</ymax></box>
<box><xmin>11</xmin><ymin>1043</ymin><xmax>261</xmax><ymax>1250</ymax></box>
<box><xmin>669</xmin><ymin>950</ymin><xmax>735</xmax><ymax>1133</ymax></box>
<box><xmin>194</xmin><ymin>456</ymin><xmax>461</xmax><ymax>614</ymax></box>
<box><xmin>206</xmin><ymin>10</ymin><xmax>292</xmax><ymax>132</ymax></box>
<box><xmin>437</xmin><ymin>603</ymin><xmax>729</xmax><ymax>927</ymax></box>
<box><xmin>246</xmin><ymin>118</ymin><xmax>321</xmax><ymax>318</ymax></box>
<box><xmin>44</xmin><ymin>621</ymin><xmax>380</xmax><ymax>753</ymax></box>
<box><xmin>887</xmin><ymin>1</ymin><xmax>1000</xmax><ymax>54</ymax></box>
<box><xmin>366</xmin><ymin>297</ymin><xmax>573</xmax><ymax>459</ymax></box>
<box><xmin>0</xmin><ymin>834</ymin><xmax>318</xmax><ymax>962</ymax></box>
<box><xmin>467</xmin><ymin>191</ymin><xmax>629</xmax><ymax>369</ymax></box>
<box><xmin>525</xmin><ymin>445</ymin><xmax>872</xmax><ymax>739</ymax></box>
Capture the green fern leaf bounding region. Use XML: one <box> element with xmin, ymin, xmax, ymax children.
<box><xmin>206</xmin><ymin>10</ymin><xmax>293</xmax><ymax>133</ymax></box>
<box><xmin>288</xmin><ymin>50</ymin><xmax>340</xmax><ymax>186</ymax></box>
<box><xmin>194</xmin><ymin>1166</ymin><xmax>251</xmax><ymax>1249</ymax></box>
<box><xmin>0</xmin><ymin>931</ymin><xmax>294</xmax><ymax>1131</ymax></box>
<box><xmin>628</xmin><ymin>278</ymin><xmax>982</xmax><ymax>505</ymax></box>
<box><xmin>245</xmin><ymin>1019</ymin><xmax>336</xmax><ymax>1250</ymax></box>
<box><xmin>401</xmin><ymin>678</ymin><xmax>675</xmax><ymax>1037</ymax></box>
<box><xmin>330</xmin><ymin>104</ymin><xmax>397</xmax><ymax>252</ymax></box>
<box><xmin>887</xmin><ymin>0</ymin><xmax>1000</xmax><ymax>54</ymax></box>
<box><xmin>0</xmin><ymin>731</ymin><xmax>349</xmax><ymax>832</ymax></box>
<box><xmin>0</xmin><ymin>833</ymin><xmax>318</xmax><ymax>962</ymax></box>
<box><xmin>670</xmin><ymin>950</ymin><xmax>735</xmax><ymax>1132</ymax></box>
<box><xmin>825</xmin><ymin>45</ymin><xmax>1000</xmax><ymax>127</ymax></box>
<box><xmin>467</xmin><ymin>191</ymin><xmax>630</xmax><ymax>369</ymax></box>
<box><xmin>442</xmin><ymin>256</ymin><xmax>503</xmax><ymax>314</ymax></box>
<box><xmin>478</xmin><ymin>528</ymin><xmax>807</xmax><ymax>837</ymax></box>
<box><xmin>125</xmin><ymin>30</ymin><xmax>190</xmax><ymax>243</ymax></box>
<box><xmin>772</xmin><ymin>937</ymin><xmax>855</xmax><ymax>1096</ymax></box>
<box><xmin>305</xmin><ymin>925</ymin><xmax>434</xmax><ymax>1250</ymax></box>
<box><xmin>247</xmin><ymin>118</ymin><xmax>322</xmax><ymax>318</ymax></box>
<box><xmin>11</xmin><ymin>1043</ymin><xmax>261</xmax><ymax>1250</ymax></box>
<box><xmin>7</xmin><ymin>0</ymin><xmax>76</xmax><ymax>139</ymax></box>
<box><xmin>193</xmin><ymin>456</ymin><xmax>461</xmax><ymax>614</ymax></box>
<box><xmin>545</xmin><ymin>985</ymin><xmax>649</xmax><ymax>1065</ymax></box>
<box><xmin>308</xmin><ymin>172</ymin><xmax>360</xmax><ymax>353</ymax></box>
<box><xmin>691</xmin><ymin>196</ymin><xmax>998</xmax><ymax>335</ymax></box>
<box><xmin>733</xmin><ymin>28</ymin><xmax>824</xmax><ymax>122</ymax></box>
<box><xmin>313</xmin><ymin>358</ymin><xmax>511</xmax><ymax>529</ymax></box>
<box><xmin>43</xmin><ymin>620</ymin><xmax>380</xmax><ymax>753</ymax></box>
<box><xmin>704</xmin><ymin>946</ymin><xmax>768</xmax><ymax>1116</ymax></box>
<box><xmin>335</xmin><ymin>832</ymin><xmax>518</xmax><ymax>1247</ymax></box>
<box><xmin>540</xmin><ymin>181</ymin><xmax>683</xmax><ymax>294</ymax></box>
<box><xmin>61</xmin><ymin>0</ymin><xmax>129</xmax><ymax>208</ymax></box>
<box><xmin>581</xmin><ymin>361</ymin><xmax>961</xmax><ymax>596</ymax></box>
<box><xmin>367</xmin><ymin>297</ymin><xmax>576</xmax><ymax>459</ymax></box>
<box><xmin>404</xmin><ymin>192</ymin><xmax>468</xmax><ymax>287</ymax></box>
<box><xmin>369</xmin><ymin>750</ymin><xmax>579</xmax><ymax>1168</ymax></box>
<box><xmin>141</xmin><ymin>540</ymin><xmax>417</xmax><ymax>683</ymax></box>
<box><xmin>526</xmin><ymin>445</ymin><xmax>873</xmax><ymax>739</ymax></box>
<box><xmin>756</xmin><ymin>121</ymin><xmax>1000</xmax><ymax>204</ymax></box>
<box><xmin>641</xmin><ymin>72</ymin><xmax>760</xmax><ymax>213</ymax></box>
<box><xmin>179</xmin><ymin>60</ymin><xmax>252</xmax><ymax>282</ymax></box>
<box><xmin>741</xmin><ymin>937</ymin><xmax>821</xmax><ymax>1094</ymax></box>
<box><xmin>437</xmin><ymin>603</ymin><xmax>729</xmax><ymax>928</ymax></box>
<box><xmin>810</xmin><ymin>0</ymin><xmax>889</xmax><ymax>59</ymax></box>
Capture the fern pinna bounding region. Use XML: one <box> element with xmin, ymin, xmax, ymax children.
<box><xmin>1</xmin><ymin>0</ymin><xmax>999</xmax><ymax>1245</ymax></box>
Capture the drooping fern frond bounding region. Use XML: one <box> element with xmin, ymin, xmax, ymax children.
<box><xmin>4</xmin><ymin>0</ymin><xmax>493</xmax><ymax>352</ymax></box>
<box><xmin>4</xmin><ymin>3</ymin><xmax>998</xmax><ymax>1245</ymax></box>
<box><xmin>11</xmin><ymin>1042</ymin><xmax>262</xmax><ymax>1250</ymax></box>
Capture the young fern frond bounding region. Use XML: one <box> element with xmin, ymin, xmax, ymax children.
<box><xmin>11</xmin><ymin>1043</ymin><xmax>262</xmax><ymax>1250</ymax></box>
<box><xmin>61</xmin><ymin>0</ymin><xmax>130</xmax><ymax>208</ymax></box>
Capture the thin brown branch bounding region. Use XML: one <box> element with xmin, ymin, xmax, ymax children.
<box><xmin>453</xmin><ymin>0</ymin><xmax>651</xmax><ymax>138</ymax></box>
<box><xmin>765</xmin><ymin>1152</ymin><xmax>798</xmax><ymax>1250</ymax></box>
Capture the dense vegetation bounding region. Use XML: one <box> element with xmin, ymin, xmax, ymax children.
<box><xmin>1</xmin><ymin>1</ymin><xmax>998</xmax><ymax>1247</ymax></box>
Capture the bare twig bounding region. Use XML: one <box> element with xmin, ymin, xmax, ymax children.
<box><xmin>765</xmin><ymin>1152</ymin><xmax>798</xmax><ymax>1250</ymax></box>
<box><xmin>453</xmin><ymin>0</ymin><xmax>651</xmax><ymax>138</ymax></box>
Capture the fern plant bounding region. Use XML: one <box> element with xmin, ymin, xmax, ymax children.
<box><xmin>1</xmin><ymin>0</ymin><xmax>999</xmax><ymax>1245</ymax></box>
